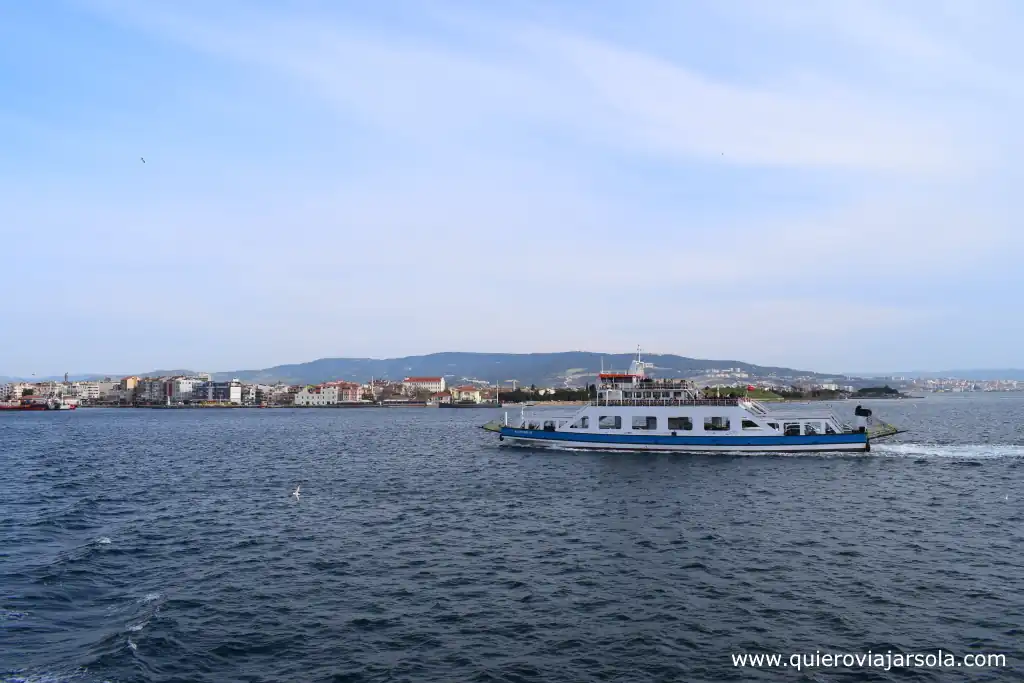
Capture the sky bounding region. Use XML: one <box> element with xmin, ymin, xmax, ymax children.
<box><xmin>2</xmin><ymin>0</ymin><xmax>1023</xmax><ymax>376</ymax></box>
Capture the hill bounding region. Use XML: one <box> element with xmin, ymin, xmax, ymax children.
<box><xmin>9</xmin><ymin>358</ymin><xmax>1021</xmax><ymax>385</ymax></box>
<box><xmin>210</xmin><ymin>352</ymin><xmax>828</xmax><ymax>386</ymax></box>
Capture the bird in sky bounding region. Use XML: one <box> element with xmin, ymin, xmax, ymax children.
<box><xmin>140</xmin><ymin>157</ymin><xmax>146</xmax><ymax>163</ymax></box>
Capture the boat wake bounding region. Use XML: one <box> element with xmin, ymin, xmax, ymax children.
<box><xmin>872</xmin><ymin>443</ymin><xmax>1024</xmax><ymax>459</ymax></box>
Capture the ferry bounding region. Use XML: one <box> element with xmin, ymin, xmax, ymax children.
<box><xmin>483</xmin><ymin>353</ymin><xmax>898</xmax><ymax>453</ymax></box>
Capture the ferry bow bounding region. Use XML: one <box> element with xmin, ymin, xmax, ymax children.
<box><xmin>483</xmin><ymin>354</ymin><xmax>899</xmax><ymax>454</ymax></box>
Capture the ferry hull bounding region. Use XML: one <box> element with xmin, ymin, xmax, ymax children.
<box><xmin>498</xmin><ymin>427</ymin><xmax>869</xmax><ymax>453</ymax></box>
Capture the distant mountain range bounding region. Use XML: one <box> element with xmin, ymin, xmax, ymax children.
<box><xmin>6</xmin><ymin>355</ymin><xmax>1022</xmax><ymax>386</ymax></box>
<box><xmin>206</xmin><ymin>352</ymin><xmax>837</xmax><ymax>387</ymax></box>
<box><xmin>3</xmin><ymin>352</ymin><xmax>830</xmax><ymax>387</ymax></box>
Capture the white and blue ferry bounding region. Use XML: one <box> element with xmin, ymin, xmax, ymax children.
<box><xmin>485</xmin><ymin>354</ymin><xmax>896</xmax><ymax>453</ymax></box>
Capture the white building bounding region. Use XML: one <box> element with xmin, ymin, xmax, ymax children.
<box><xmin>294</xmin><ymin>382</ymin><xmax>362</xmax><ymax>406</ymax></box>
<box><xmin>295</xmin><ymin>385</ymin><xmax>339</xmax><ymax>406</ymax></box>
<box><xmin>402</xmin><ymin>376</ymin><xmax>446</xmax><ymax>393</ymax></box>
<box><xmin>73</xmin><ymin>381</ymin><xmax>101</xmax><ymax>400</ymax></box>
<box><xmin>169</xmin><ymin>377</ymin><xmax>205</xmax><ymax>402</ymax></box>
<box><xmin>192</xmin><ymin>380</ymin><xmax>242</xmax><ymax>404</ymax></box>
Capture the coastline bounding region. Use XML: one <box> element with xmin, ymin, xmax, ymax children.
<box><xmin>80</xmin><ymin>403</ymin><xmax>439</xmax><ymax>409</ymax></box>
<box><xmin>73</xmin><ymin>394</ymin><xmax>919</xmax><ymax>411</ymax></box>
<box><xmin>501</xmin><ymin>401</ymin><xmax>588</xmax><ymax>407</ymax></box>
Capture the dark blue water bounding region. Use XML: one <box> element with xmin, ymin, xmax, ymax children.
<box><xmin>2</xmin><ymin>395</ymin><xmax>1022</xmax><ymax>682</ymax></box>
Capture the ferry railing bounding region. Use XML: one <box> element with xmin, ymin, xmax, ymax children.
<box><xmin>740</xmin><ymin>399</ymin><xmax>770</xmax><ymax>416</ymax></box>
<box><xmin>598</xmin><ymin>381</ymin><xmax>699</xmax><ymax>391</ymax></box>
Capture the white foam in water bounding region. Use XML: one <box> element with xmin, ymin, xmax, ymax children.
<box><xmin>140</xmin><ymin>593</ymin><xmax>161</xmax><ymax>603</ymax></box>
<box><xmin>127</xmin><ymin>637</ymin><xmax>137</xmax><ymax>652</ymax></box>
<box><xmin>126</xmin><ymin>620</ymin><xmax>148</xmax><ymax>632</ymax></box>
<box><xmin>95</xmin><ymin>537</ymin><xmax>112</xmax><ymax>545</ymax></box>
<box><xmin>873</xmin><ymin>442</ymin><xmax>1024</xmax><ymax>458</ymax></box>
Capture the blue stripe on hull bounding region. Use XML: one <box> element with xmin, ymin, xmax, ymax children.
<box><xmin>498</xmin><ymin>427</ymin><xmax>867</xmax><ymax>448</ymax></box>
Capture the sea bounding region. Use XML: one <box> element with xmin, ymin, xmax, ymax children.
<box><xmin>1</xmin><ymin>394</ymin><xmax>1022</xmax><ymax>682</ymax></box>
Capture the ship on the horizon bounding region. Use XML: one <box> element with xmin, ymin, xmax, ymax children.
<box><xmin>0</xmin><ymin>396</ymin><xmax>78</xmax><ymax>411</ymax></box>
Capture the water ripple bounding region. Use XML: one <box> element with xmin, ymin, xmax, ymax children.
<box><xmin>1</xmin><ymin>397</ymin><xmax>1023</xmax><ymax>681</ymax></box>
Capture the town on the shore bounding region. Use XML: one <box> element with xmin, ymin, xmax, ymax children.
<box><xmin>1</xmin><ymin>367</ymin><xmax>1021</xmax><ymax>408</ymax></box>
<box><xmin>1</xmin><ymin>375</ymin><xmax>500</xmax><ymax>407</ymax></box>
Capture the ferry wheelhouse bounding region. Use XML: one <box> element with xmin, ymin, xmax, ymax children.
<box><xmin>488</xmin><ymin>355</ymin><xmax>889</xmax><ymax>453</ymax></box>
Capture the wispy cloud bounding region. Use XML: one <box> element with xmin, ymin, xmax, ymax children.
<box><xmin>1</xmin><ymin>0</ymin><xmax>1021</xmax><ymax>373</ymax></box>
<box><xmin>526</xmin><ymin>32</ymin><xmax>965</xmax><ymax>173</ymax></box>
<box><xmin>82</xmin><ymin>0</ymin><xmax>974</xmax><ymax>174</ymax></box>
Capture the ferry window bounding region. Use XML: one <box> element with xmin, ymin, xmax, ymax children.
<box><xmin>599</xmin><ymin>415</ymin><xmax>622</xmax><ymax>429</ymax></box>
<box><xmin>768</xmin><ymin>422</ymin><xmax>779</xmax><ymax>430</ymax></box>
<box><xmin>704</xmin><ymin>416</ymin><xmax>730</xmax><ymax>431</ymax></box>
<box><xmin>784</xmin><ymin>422</ymin><xmax>801</xmax><ymax>436</ymax></box>
<box><xmin>632</xmin><ymin>416</ymin><xmax>657</xmax><ymax>430</ymax></box>
<box><xmin>667</xmin><ymin>417</ymin><xmax>693</xmax><ymax>430</ymax></box>
<box><xmin>571</xmin><ymin>416</ymin><xmax>590</xmax><ymax>429</ymax></box>
<box><xmin>741</xmin><ymin>419</ymin><xmax>760</xmax><ymax>429</ymax></box>
<box><xmin>825</xmin><ymin>423</ymin><xmax>837</xmax><ymax>435</ymax></box>
<box><xmin>804</xmin><ymin>422</ymin><xmax>822</xmax><ymax>435</ymax></box>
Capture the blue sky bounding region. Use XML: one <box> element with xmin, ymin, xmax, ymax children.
<box><xmin>2</xmin><ymin>0</ymin><xmax>1022</xmax><ymax>376</ymax></box>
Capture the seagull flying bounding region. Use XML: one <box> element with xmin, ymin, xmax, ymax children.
<box><xmin>291</xmin><ymin>485</ymin><xmax>301</xmax><ymax>500</ymax></box>
<box><xmin>140</xmin><ymin>157</ymin><xmax>146</xmax><ymax>163</ymax></box>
